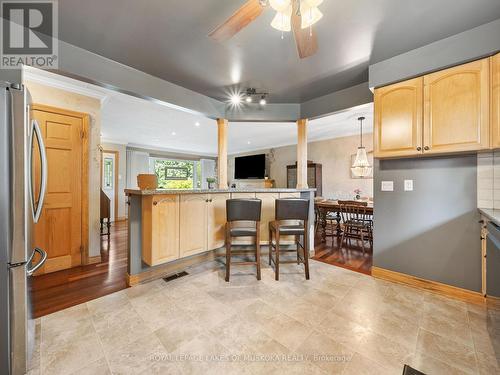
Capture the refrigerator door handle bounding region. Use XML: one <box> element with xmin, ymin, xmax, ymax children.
<box><xmin>26</xmin><ymin>248</ymin><xmax>47</xmax><ymax>276</ymax></box>
<box><xmin>29</xmin><ymin>118</ymin><xmax>48</xmax><ymax>223</ymax></box>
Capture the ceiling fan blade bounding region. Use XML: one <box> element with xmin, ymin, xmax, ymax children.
<box><xmin>209</xmin><ymin>0</ymin><xmax>264</xmax><ymax>42</ymax></box>
<box><xmin>291</xmin><ymin>5</ymin><xmax>318</xmax><ymax>59</ymax></box>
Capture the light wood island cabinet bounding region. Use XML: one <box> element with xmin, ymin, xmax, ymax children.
<box><xmin>374</xmin><ymin>56</ymin><xmax>492</xmax><ymax>158</ymax></box>
<box><xmin>179</xmin><ymin>194</ymin><xmax>208</xmax><ymax>258</ymax></box>
<box><xmin>207</xmin><ymin>193</ymin><xmax>230</xmax><ymax>250</ymax></box>
<box><xmin>142</xmin><ymin>195</ymin><xmax>179</xmax><ymax>266</ymax></box>
<box><xmin>134</xmin><ymin>189</ymin><xmax>314</xmax><ymax>268</ymax></box>
<box><xmin>493</xmin><ymin>53</ymin><xmax>500</xmax><ymax>148</ymax></box>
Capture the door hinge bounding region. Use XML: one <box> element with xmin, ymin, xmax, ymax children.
<box><xmin>81</xmin><ymin>130</ymin><xmax>87</xmax><ymax>139</ymax></box>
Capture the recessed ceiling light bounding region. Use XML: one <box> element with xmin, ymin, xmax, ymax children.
<box><xmin>230</xmin><ymin>94</ymin><xmax>242</xmax><ymax>105</ymax></box>
<box><xmin>171</xmin><ymin>131</ymin><xmax>176</xmax><ymax>136</ymax></box>
<box><xmin>195</xmin><ymin>122</ymin><xmax>200</xmax><ymax>127</ymax></box>
<box><xmin>247</xmin><ymin>141</ymin><xmax>251</xmax><ymax>145</ymax></box>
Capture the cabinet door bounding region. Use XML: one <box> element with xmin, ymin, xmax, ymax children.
<box><xmin>256</xmin><ymin>192</ymin><xmax>280</xmax><ymax>243</ymax></box>
<box><xmin>179</xmin><ymin>194</ymin><xmax>208</xmax><ymax>257</ymax></box>
<box><xmin>492</xmin><ymin>54</ymin><xmax>500</xmax><ymax>149</ymax></box>
<box><xmin>374</xmin><ymin>77</ymin><xmax>423</xmax><ymax>158</ymax></box>
<box><xmin>207</xmin><ymin>193</ymin><xmax>229</xmax><ymax>250</ymax></box>
<box><xmin>142</xmin><ymin>195</ymin><xmax>179</xmax><ymax>266</ymax></box>
<box><xmin>423</xmin><ymin>58</ymin><xmax>490</xmax><ymax>154</ymax></box>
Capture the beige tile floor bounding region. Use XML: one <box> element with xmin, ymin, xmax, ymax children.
<box><xmin>29</xmin><ymin>259</ymin><xmax>500</xmax><ymax>375</ymax></box>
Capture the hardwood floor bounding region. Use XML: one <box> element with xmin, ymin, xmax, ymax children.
<box><xmin>313</xmin><ymin>234</ymin><xmax>373</xmax><ymax>275</ymax></box>
<box><xmin>31</xmin><ymin>220</ymin><xmax>129</xmax><ymax>318</ymax></box>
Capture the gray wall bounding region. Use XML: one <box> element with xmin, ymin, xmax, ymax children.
<box><xmin>369</xmin><ymin>18</ymin><xmax>500</xmax><ymax>88</ymax></box>
<box><xmin>373</xmin><ymin>155</ymin><xmax>481</xmax><ymax>292</ymax></box>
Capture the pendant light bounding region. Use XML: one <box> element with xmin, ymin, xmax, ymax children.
<box><xmin>351</xmin><ymin>116</ymin><xmax>372</xmax><ymax>178</ymax></box>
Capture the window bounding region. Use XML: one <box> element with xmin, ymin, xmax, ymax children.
<box><xmin>150</xmin><ymin>158</ymin><xmax>200</xmax><ymax>189</ymax></box>
<box><xmin>103</xmin><ymin>157</ymin><xmax>113</xmax><ymax>188</ymax></box>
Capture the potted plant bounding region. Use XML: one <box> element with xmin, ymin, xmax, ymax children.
<box><xmin>206</xmin><ymin>177</ymin><xmax>216</xmax><ymax>189</ymax></box>
<box><xmin>354</xmin><ymin>188</ymin><xmax>361</xmax><ymax>200</ymax></box>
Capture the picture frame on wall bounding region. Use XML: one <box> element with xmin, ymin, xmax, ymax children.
<box><xmin>350</xmin><ymin>151</ymin><xmax>374</xmax><ymax>179</ymax></box>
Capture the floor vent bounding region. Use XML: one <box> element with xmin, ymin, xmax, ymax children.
<box><xmin>163</xmin><ymin>271</ymin><xmax>189</xmax><ymax>283</ymax></box>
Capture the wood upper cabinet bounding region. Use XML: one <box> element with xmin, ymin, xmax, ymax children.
<box><xmin>142</xmin><ymin>195</ymin><xmax>179</xmax><ymax>266</ymax></box>
<box><xmin>492</xmin><ymin>53</ymin><xmax>500</xmax><ymax>148</ymax></box>
<box><xmin>374</xmin><ymin>77</ymin><xmax>423</xmax><ymax>158</ymax></box>
<box><xmin>423</xmin><ymin>58</ymin><xmax>490</xmax><ymax>154</ymax></box>
<box><xmin>207</xmin><ymin>193</ymin><xmax>229</xmax><ymax>250</ymax></box>
<box><xmin>179</xmin><ymin>194</ymin><xmax>208</xmax><ymax>257</ymax></box>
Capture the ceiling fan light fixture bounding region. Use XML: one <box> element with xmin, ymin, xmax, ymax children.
<box><xmin>300</xmin><ymin>6</ymin><xmax>322</xmax><ymax>29</ymax></box>
<box><xmin>269</xmin><ymin>0</ymin><xmax>291</xmax><ymax>12</ymax></box>
<box><xmin>259</xmin><ymin>96</ymin><xmax>267</xmax><ymax>106</ymax></box>
<box><xmin>271</xmin><ymin>7</ymin><xmax>292</xmax><ymax>32</ymax></box>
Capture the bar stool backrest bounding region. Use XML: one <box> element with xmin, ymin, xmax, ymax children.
<box><xmin>275</xmin><ymin>198</ymin><xmax>310</xmax><ymax>221</ymax></box>
<box><xmin>226</xmin><ymin>199</ymin><xmax>262</xmax><ymax>222</ymax></box>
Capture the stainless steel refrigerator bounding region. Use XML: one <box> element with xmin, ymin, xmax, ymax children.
<box><xmin>1</xmin><ymin>82</ymin><xmax>48</xmax><ymax>374</ymax></box>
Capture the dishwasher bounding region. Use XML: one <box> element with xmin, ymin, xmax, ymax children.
<box><xmin>486</xmin><ymin>222</ymin><xmax>500</xmax><ymax>297</ymax></box>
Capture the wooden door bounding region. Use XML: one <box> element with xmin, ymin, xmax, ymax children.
<box><xmin>179</xmin><ymin>194</ymin><xmax>208</xmax><ymax>257</ymax></box>
<box><xmin>423</xmin><ymin>58</ymin><xmax>490</xmax><ymax>154</ymax></box>
<box><xmin>142</xmin><ymin>195</ymin><xmax>179</xmax><ymax>266</ymax></box>
<box><xmin>230</xmin><ymin>192</ymin><xmax>256</xmax><ymax>245</ymax></box>
<box><xmin>256</xmin><ymin>192</ymin><xmax>280</xmax><ymax>243</ymax></box>
<box><xmin>207</xmin><ymin>193</ymin><xmax>229</xmax><ymax>250</ymax></box>
<box><xmin>374</xmin><ymin>77</ymin><xmax>423</xmax><ymax>158</ymax></box>
<box><xmin>32</xmin><ymin>107</ymin><xmax>86</xmax><ymax>274</ymax></box>
<box><xmin>492</xmin><ymin>53</ymin><xmax>500</xmax><ymax>149</ymax></box>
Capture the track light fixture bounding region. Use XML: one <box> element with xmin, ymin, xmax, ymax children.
<box><xmin>242</xmin><ymin>88</ymin><xmax>269</xmax><ymax>106</ymax></box>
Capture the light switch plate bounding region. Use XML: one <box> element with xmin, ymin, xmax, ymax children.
<box><xmin>404</xmin><ymin>180</ymin><xmax>413</xmax><ymax>191</ymax></box>
<box><xmin>381</xmin><ymin>181</ymin><xmax>394</xmax><ymax>192</ymax></box>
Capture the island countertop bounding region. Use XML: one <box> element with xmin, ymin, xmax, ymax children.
<box><xmin>125</xmin><ymin>188</ymin><xmax>316</xmax><ymax>195</ymax></box>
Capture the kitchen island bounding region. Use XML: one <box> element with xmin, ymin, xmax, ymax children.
<box><xmin>125</xmin><ymin>188</ymin><xmax>315</xmax><ymax>285</ymax></box>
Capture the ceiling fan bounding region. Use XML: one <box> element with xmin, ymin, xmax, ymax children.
<box><xmin>209</xmin><ymin>0</ymin><xmax>323</xmax><ymax>59</ymax></box>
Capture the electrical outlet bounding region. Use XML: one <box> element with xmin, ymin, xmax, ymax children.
<box><xmin>404</xmin><ymin>180</ymin><xmax>413</xmax><ymax>191</ymax></box>
<box><xmin>381</xmin><ymin>181</ymin><xmax>394</xmax><ymax>192</ymax></box>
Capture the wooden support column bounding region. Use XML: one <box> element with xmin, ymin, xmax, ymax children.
<box><xmin>217</xmin><ymin>118</ymin><xmax>228</xmax><ymax>189</ymax></box>
<box><xmin>296</xmin><ymin>119</ymin><xmax>308</xmax><ymax>189</ymax></box>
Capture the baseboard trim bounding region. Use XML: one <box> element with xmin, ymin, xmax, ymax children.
<box><xmin>371</xmin><ymin>266</ymin><xmax>485</xmax><ymax>304</ymax></box>
<box><xmin>127</xmin><ymin>249</ymin><xmax>224</xmax><ymax>286</ymax></box>
<box><xmin>86</xmin><ymin>255</ymin><xmax>102</xmax><ymax>265</ymax></box>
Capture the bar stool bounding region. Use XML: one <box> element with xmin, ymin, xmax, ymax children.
<box><xmin>225</xmin><ymin>199</ymin><xmax>262</xmax><ymax>282</ymax></box>
<box><xmin>269</xmin><ymin>198</ymin><xmax>310</xmax><ymax>280</ymax></box>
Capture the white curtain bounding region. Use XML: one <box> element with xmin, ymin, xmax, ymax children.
<box><xmin>200</xmin><ymin>159</ymin><xmax>216</xmax><ymax>189</ymax></box>
<box><xmin>126</xmin><ymin>150</ymin><xmax>150</xmax><ymax>188</ymax></box>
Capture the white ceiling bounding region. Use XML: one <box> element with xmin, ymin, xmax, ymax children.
<box><xmin>24</xmin><ymin>67</ymin><xmax>373</xmax><ymax>156</ymax></box>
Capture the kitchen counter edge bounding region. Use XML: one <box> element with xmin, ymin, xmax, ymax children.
<box><xmin>125</xmin><ymin>188</ymin><xmax>317</xmax><ymax>196</ymax></box>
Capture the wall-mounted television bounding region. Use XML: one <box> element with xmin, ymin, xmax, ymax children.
<box><xmin>234</xmin><ymin>154</ymin><xmax>266</xmax><ymax>179</ymax></box>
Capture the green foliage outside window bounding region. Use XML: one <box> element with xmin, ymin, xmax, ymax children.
<box><xmin>154</xmin><ymin>159</ymin><xmax>194</xmax><ymax>189</ymax></box>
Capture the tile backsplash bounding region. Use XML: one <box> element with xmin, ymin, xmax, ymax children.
<box><xmin>477</xmin><ymin>152</ymin><xmax>500</xmax><ymax>209</ymax></box>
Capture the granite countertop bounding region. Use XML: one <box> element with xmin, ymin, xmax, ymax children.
<box><xmin>479</xmin><ymin>208</ymin><xmax>500</xmax><ymax>226</ymax></box>
<box><xmin>125</xmin><ymin>188</ymin><xmax>317</xmax><ymax>195</ymax></box>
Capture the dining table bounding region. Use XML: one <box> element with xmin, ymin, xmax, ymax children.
<box><xmin>314</xmin><ymin>198</ymin><xmax>374</xmax><ymax>242</ymax></box>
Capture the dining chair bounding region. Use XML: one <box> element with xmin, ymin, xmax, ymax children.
<box><xmin>225</xmin><ymin>198</ymin><xmax>262</xmax><ymax>282</ymax></box>
<box><xmin>338</xmin><ymin>200</ymin><xmax>372</xmax><ymax>254</ymax></box>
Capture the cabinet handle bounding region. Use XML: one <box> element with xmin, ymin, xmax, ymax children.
<box><xmin>416</xmin><ymin>146</ymin><xmax>422</xmax><ymax>151</ymax></box>
<box><xmin>424</xmin><ymin>146</ymin><xmax>430</xmax><ymax>151</ymax></box>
